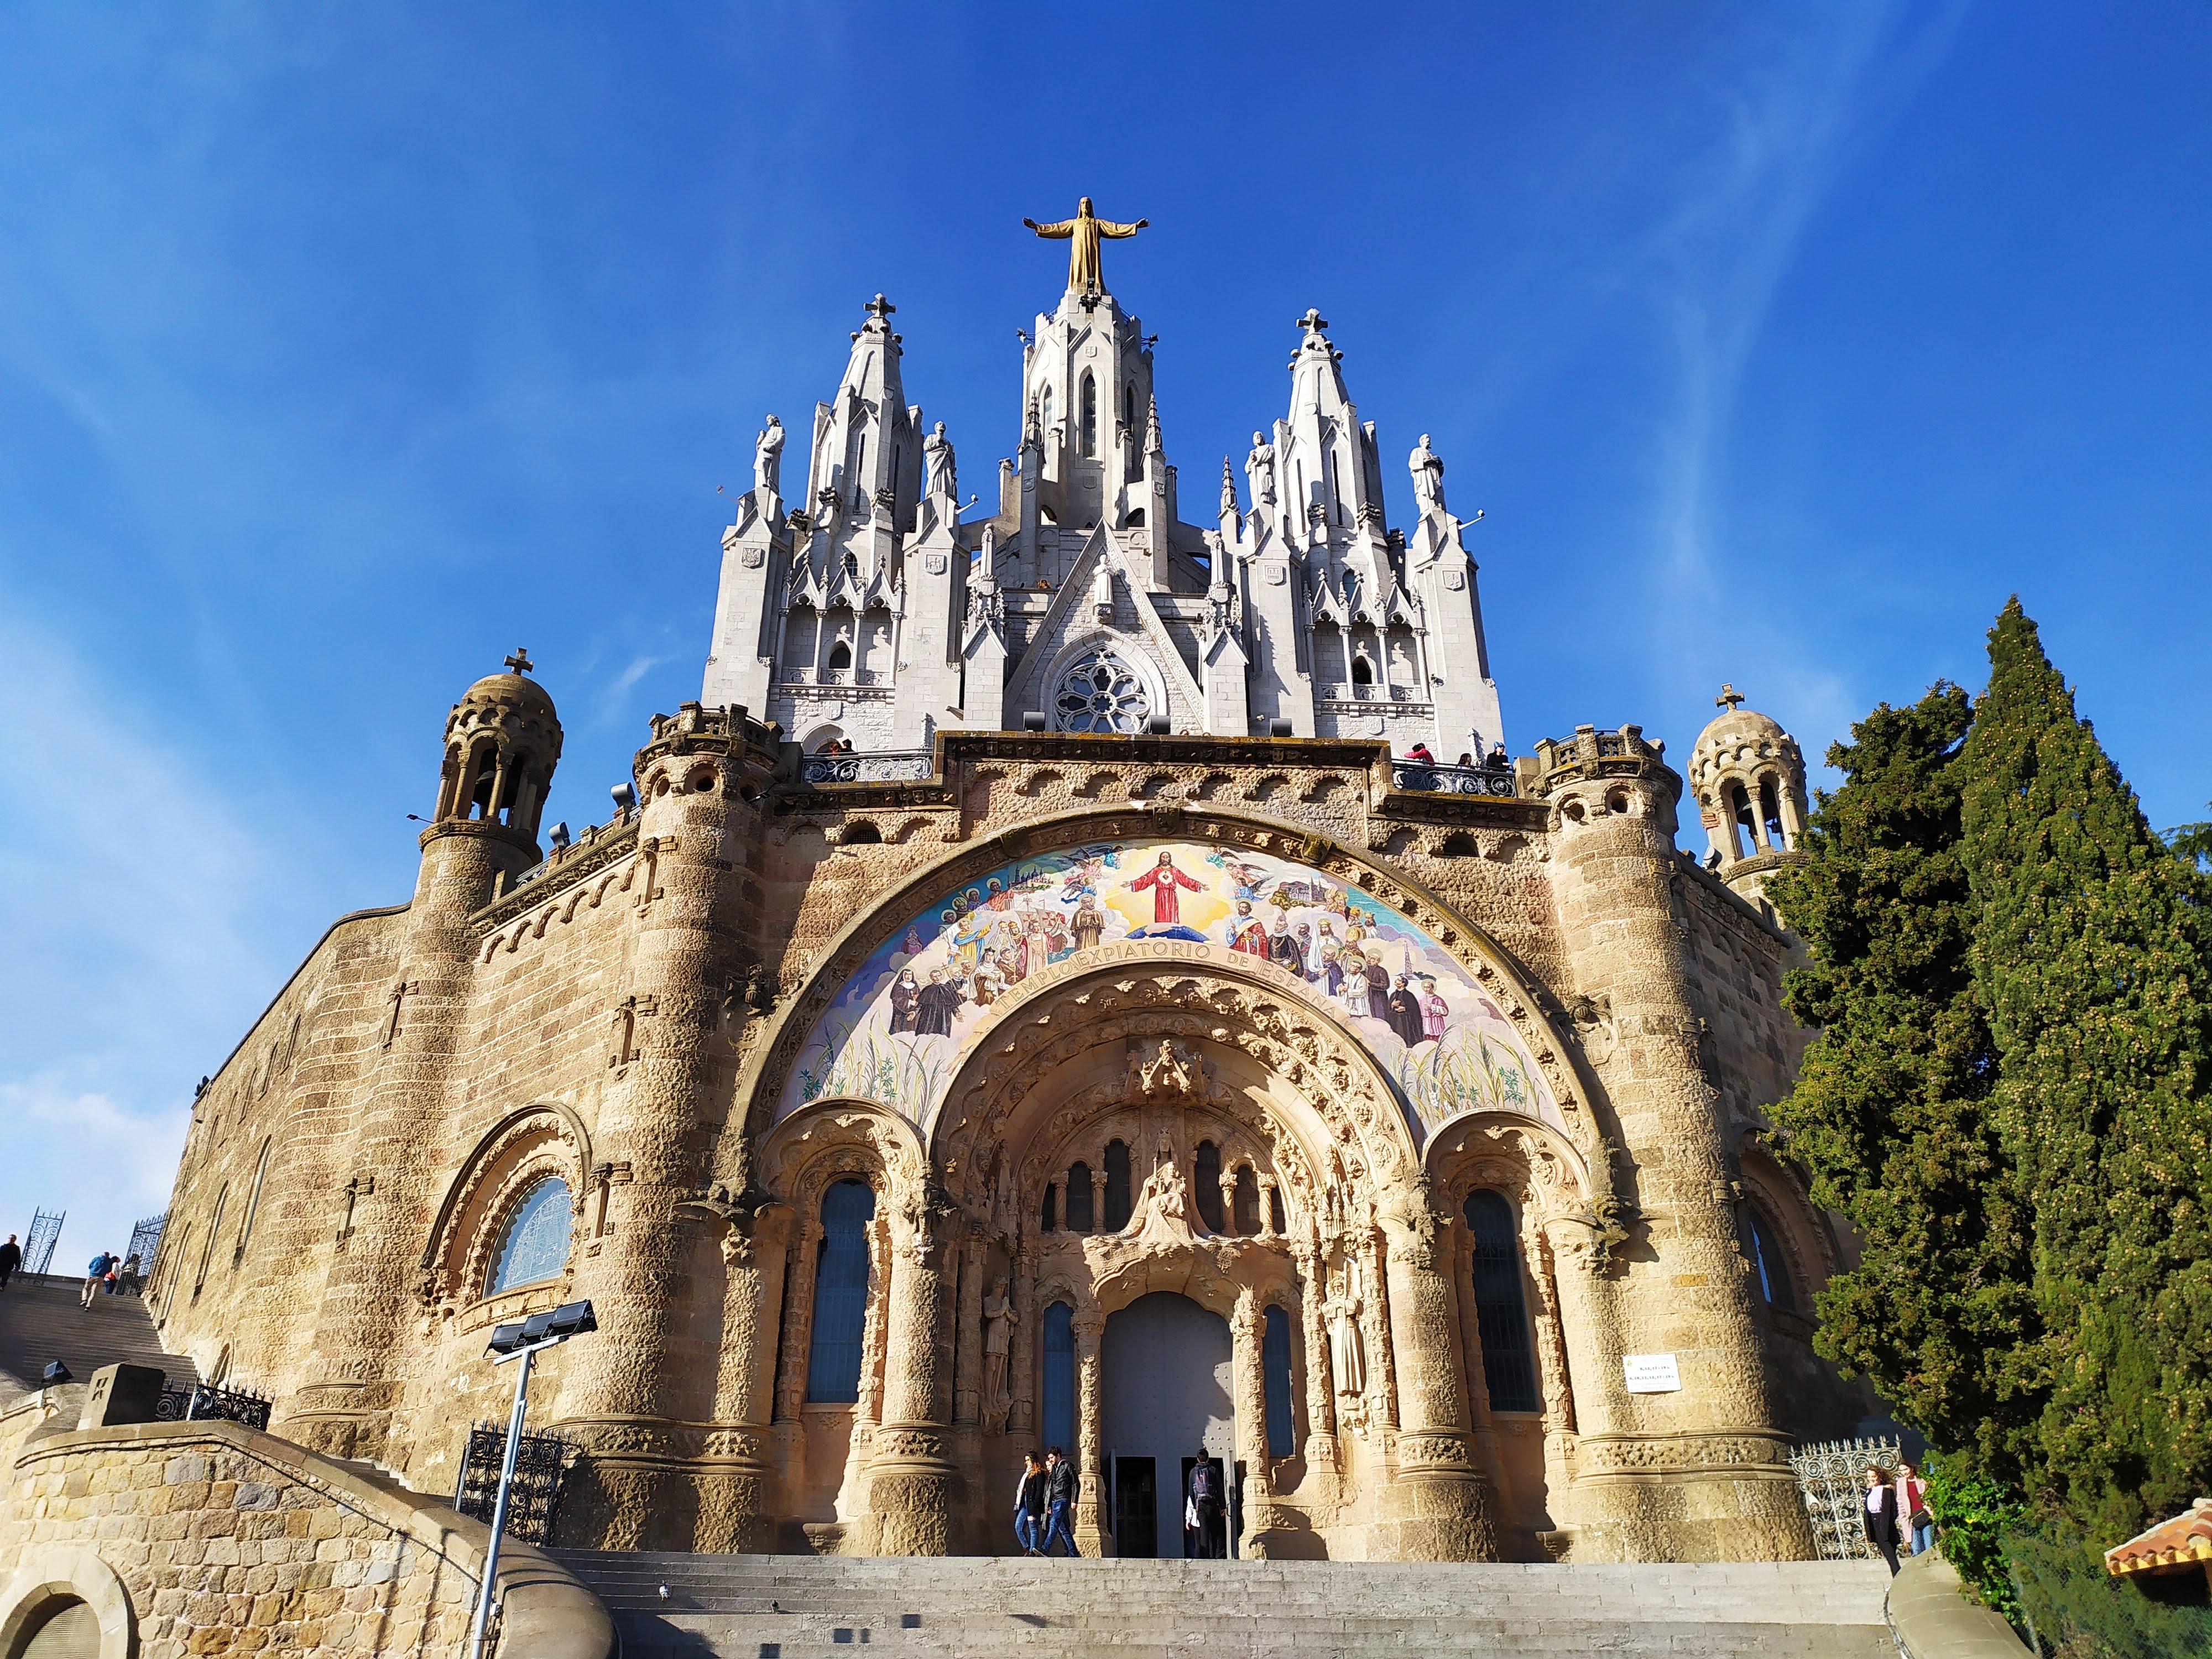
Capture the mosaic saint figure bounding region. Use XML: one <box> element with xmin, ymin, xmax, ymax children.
<box><xmin>916</xmin><ymin>969</ymin><xmax>963</xmax><ymax>1036</ymax></box>
<box><xmin>889</xmin><ymin>968</ymin><xmax>920</xmax><ymax>1034</ymax></box>
<box><xmin>1073</xmin><ymin>895</ymin><xmax>1105</xmax><ymax>953</ymax></box>
<box><xmin>1230</xmin><ymin>900</ymin><xmax>1271</xmax><ymax>957</ymax></box>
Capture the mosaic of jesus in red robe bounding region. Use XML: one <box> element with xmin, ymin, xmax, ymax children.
<box><xmin>1127</xmin><ymin>850</ymin><xmax>1203</xmax><ymax>927</ymax></box>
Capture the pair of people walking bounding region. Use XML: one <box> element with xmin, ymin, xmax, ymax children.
<box><xmin>1013</xmin><ymin>1447</ymin><xmax>1079</xmax><ymax>1556</ymax></box>
<box><xmin>1861</xmin><ymin>1459</ymin><xmax>1934</xmax><ymax>1574</ymax></box>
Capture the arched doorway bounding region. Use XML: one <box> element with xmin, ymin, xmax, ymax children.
<box><xmin>1101</xmin><ymin>1292</ymin><xmax>1233</xmax><ymax>1558</ymax></box>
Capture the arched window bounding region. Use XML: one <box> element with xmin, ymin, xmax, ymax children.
<box><xmin>1269</xmin><ymin>1185</ymin><xmax>1287</xmax><ymax>1235</ymax></box>
<box><xmin>1040</xmin><ymin>385</ymin><xmax>1055</xmax><ymax>441</ymax></box>
<box><xmin>1042</xmin><ymin>1301</ymin><xmax>1074</xmax><ymax>1454</ymax></box>
<box><xmin>1464</xmin><ymin>1191</ymin><xmax>1541</xmax><ymax>1413</ymax></box>
<box><xmin>843</xmin><ymin>551</ymin><xmax>860</xmax><ymax>581</ymax></box>
<box><xmin>1067</xmin><ymin>1162</ymin><xmax>1094</xmax><ymax>1232</ymax></box>
<box><xmin>1729</xmin><ymin>781</ymin><xmax>1756</xmax><ymax>854</ymax></box>
<box><xmin>1760</xmin><ymin>778</ymin><xmax>1786</xmax><ymax>849</ymax></box>
<box><xmin>486</xmin><ymin>1176</ymin><xmax>573</xmax><ymax>1295</ymax></box>
<box><xmin>1122</xmin><ymin>382</ymin><xmax>1135</xmax><ymax>433</ymax></box>
<box><xmin>1350</xmin><ymin>654</ymin><xmax>1374</xmax><ymax>687</ymax></box>
<box><xmin>1746</xmin><ymin>1206</ymin><xmax>1798</xmax><ymax>1313</ymax></box>
<box><xmin>236</xmin><ymin>1138</ymin><xmax>273</xmax><ymax>1260</ymax></box>
<box><xmin>807</xmin><ymin>1180</ymin><xmax>876</xmax><ymax>1403</ymax></box>
<box><xmin>1041</xmin><ymin>1182</ymin><xmax>1058</xmax><ymax>1234</ymax></box>
<box><xmin>1104</xmin><ymin>1140</ymin><xmax>1131</xmax><ymax>1232</ymax></box>
<box><xmin>1194</xmin><ymin>1141</ymin><xmax>1224</xmax><ymax>1233</ymax></box>
<box><xmin>1232</xmin><ymin>1166</ymin><xmax>1260</xmax><ymax>1237</ymax></box>
<box><xmin>1079</xmin><ymin>373</ymin><xmax>1098</xmax><ymax>459</ymax></box>
<box><xmin>194</xmin><ymin>1188</ymin><xmax>227</xmax><ymax>1295</ymax></box>
<box><xmin>1262</xmin><ymin>1303</ymin><xmax>1295</xmax><ymax>1456</ymax></box>
<box><xmin>1053</xmin><ymin>646</ymin><xmax>1151</xmax><ymax>735</ymax></box>
<box><xmin>825</xmin><ymin>639</ymin><xmax>852</xmax><ymax>674</ymax></box>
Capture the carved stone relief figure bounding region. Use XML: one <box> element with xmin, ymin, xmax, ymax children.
<box><xmin>981</xmin><ymin>1274</ymin><xmax>1016</xmax><ymax>1430</ymax></box>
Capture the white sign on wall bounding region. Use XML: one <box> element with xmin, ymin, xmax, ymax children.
<box><xmin>1623</xmin><ymin>1353</ymin><xmax>1682</xmax><ymax>1394</ymax></box>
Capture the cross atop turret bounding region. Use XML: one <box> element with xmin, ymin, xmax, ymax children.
<box><xmin>1716</xmin><ymin>683</ymin><xmax>1745</xmax><ymax>711</ymax></box>
<box><xmin>505</xmin><ymin>647</ymin><xmax>535</xmax><ymax>676</ymax></box>
<box><xmin>1297</xmin><ymin>307</ymin><xmax>1330</xmax><ymax>338</ymax></box>
<box><xmin>865</xmin><ymin>293</ymin><xmax>896</xmax><ymax>324</ymax></box>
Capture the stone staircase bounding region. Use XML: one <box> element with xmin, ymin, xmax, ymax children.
<box><xmin>554</xmin><ymin>1551</ymin><xmax>1900</xmax><ymax>1658</ymax></box>
<box><xmin>0</xmin><ymin>1272</ymin><xmax>200</xmax><ymax>1397</ymax></box>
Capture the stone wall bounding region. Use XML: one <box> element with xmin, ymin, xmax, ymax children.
<box><xmin>0</xmin><ymin>1406</ymin><xmax>608</xmax><ymax>1658</ymax></box>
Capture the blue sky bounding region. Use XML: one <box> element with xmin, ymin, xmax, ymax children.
<box><xmin>2</xmin><ymin>4</ymin><xmax>2206</xmax><ymax>1262</ymax></box>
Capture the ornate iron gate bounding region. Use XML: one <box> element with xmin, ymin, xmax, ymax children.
<box><xmin>23</xmin><ymin>1209</ymin><xmax>64</xmax><ymax>1277</ymax></box>
<box><xmin>1790</xmin><ymin>1436</ymin><xmax>1901</xmax><ymax>1561</ymax></box>
<box><xmin>453</xmin><ymin>1425</ymin><xmax>575</xmax><ymax>1546</ymax></box>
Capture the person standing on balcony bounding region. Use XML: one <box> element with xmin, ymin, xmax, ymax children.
<box><xmin>0</xmin><ymin>1234</ymin><xmax>18</xmax><ymax>1292</ymax></box>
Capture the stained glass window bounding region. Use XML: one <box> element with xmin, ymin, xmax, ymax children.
<box><xmin>1465</xmin><ymin>1190</ymin><xmax>1541</xmax><ymax>1413</ymax></box>
<box><xmin>806</xmin><ymin>1180</ymin><xmax>875</xmax><ymax>1403</ymax></box>
<box><xmin>1262</xmin><ymin>1303</ymin><xmax>1295</xmax><ymax>1457</ymax></box>
<box><xmin>487</xmin><ymin>1177</ymin><xmax>572</xmax><ymax>1295</ymax></box>
<box><xmin>1053</xmin><ymin>648</ymin><xmax>1150</xmax><ymax>734</ymax></box>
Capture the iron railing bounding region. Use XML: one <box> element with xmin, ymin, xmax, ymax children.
<box><xmin>801</xmin><ymin>749</ymin><xmax>935</xmax><ymax>786</ymax></box>
<box><xmin>155</xmin><ymin>1380</ymin><xmax>273</xmax><ymax>1431</ymax></box>
<box><xmin>453</xmin><ymin>1424</ymin><xmax>576</xmax><ymax>1546</ymax></box>
<box><xmin>1789</xmin><ymin>1435</ymin><xmax>1900</xmax><ymax>1562</ymax></box>
<box><xmin>1391</xmin><ymin>760</ymin><xmax>1519</xmax><ymax>799</ymax></box>
<box><xmin>23</xmin><ymin>1209</ymin><xmax>63</xmax><ymax>1277</ymax></box>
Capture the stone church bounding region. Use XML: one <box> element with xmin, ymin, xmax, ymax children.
<box><xmin>141</xmin><ymin>207</ymin><xmax>1865</xmax><ymax>1568</ymax></box>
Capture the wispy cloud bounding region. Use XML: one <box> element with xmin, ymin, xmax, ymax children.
<box><xmin>594</xmin><ymin>651</ymin><xmax>670</xmax><ymax>728</ymax></box>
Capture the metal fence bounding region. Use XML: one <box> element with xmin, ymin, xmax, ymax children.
<box><xmin>801</xmin><ymin>749</ymin><xmax>935</xmax><ymax>786</ymax></box>
<box><xmin>23</xmin><ymin>1209</ymin><xmax>64</xmax><ymax>1277</ymax></box>
<box><xmin>453</xmin><ymin>1425</ymin><xmax>576</xmax><ymax>1546</ymax></box>
<box><xmin>1789</xmin><ymin>1436</ymin><xmax>1900</xmax><ymax>1562</ymax></box>
<box><xmin>155</xmin><ymin>1381</ymin><xmax>273</xmax><ymax>1431</ymax></box>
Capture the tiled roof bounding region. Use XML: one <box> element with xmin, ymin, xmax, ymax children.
<box><xmin>2106</xmin><ymin>1498</ymin><xmax>2212</xmax><ymax>1577</ymax></box>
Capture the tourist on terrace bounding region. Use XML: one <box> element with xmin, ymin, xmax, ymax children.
<box><xmin>1188</xmin><ymin>1449</ymin><xmax>1225</xmax><ymax>1558</ymax></box>
<box><xmin>1014</xmin><ymin>1452</ymin><xmax>1047</xmax><ymax>1556</ymax></box>
<box><xmin>1897</xmin><ymin>1460</ymin><xmax>1933</xmax><ymax>1556</ymax></box>
<box><xmin>1861</xmin><ymin>1463</ymin><xmax>1902</xmax><ymax>1574</ymax></box>
<box><xmin>1404</xmin><ymin>742</ymin><xmax>1437</xmax><ymax>766</ymax></box>
<box><xmin>1040</xmin><ymin>1446</ymin><xmax>1079</xmax><ymax>1557</ymax></box>
<box><xmin>0</xmin><ymin>1234</ymin><xmax>18</xmax><ymax>1292</ymax></box>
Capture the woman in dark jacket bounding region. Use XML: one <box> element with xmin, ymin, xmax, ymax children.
<box><xmin>1861</xmin><ymin>1463</ymin><xmax>1902</xmax><ymax>1574</ymax></box>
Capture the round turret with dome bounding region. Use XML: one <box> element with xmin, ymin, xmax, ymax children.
<box><xmin>1687</xmin><ymin>684</ymin><xmax>1807</xmax><ymax>909</ymax></box>
<box><xmin>432</xmin><ymin>648</ymin><xmax>565</xmax><ymax>849</ymax></box>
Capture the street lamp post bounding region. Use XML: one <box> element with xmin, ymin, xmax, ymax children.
<box><xmin>466</xmin><ymin>1300</ymin><xmax>597</xmax><ymax>1659</ymax></box>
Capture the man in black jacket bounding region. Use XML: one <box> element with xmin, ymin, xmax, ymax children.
<box><xmin>1041</xmin><ymin>1446</ymin><xmax>1080</xmax><ymax>1557</ymax></box>
<box><xmin>0</xmin><ymin>1234</ymin><xmax>18</xmax><ymax>1293</ymax></box>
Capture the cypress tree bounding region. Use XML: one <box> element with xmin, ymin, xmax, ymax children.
<box><xmin>1956</xmin><ymin>597</ymin><xmax>2212</xmax><ymax>1541</ymax></box>
<box><xmin>1766</xmin><ymin>686</ymin><xmax>2039</xmax><ymax>1475</ymax></box>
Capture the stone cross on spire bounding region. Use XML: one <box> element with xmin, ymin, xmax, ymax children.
<box><xmin>864</xmin><ymin>293</ymin><xmax>896</xmax><ymax>325</ymax></box>
<box><xmin>1716</xmin><ymin>683</ymin><xmax>1745</xmax><ymax>711</ymax></box>
<box><xmin>1297</xmin><ymin>307</ymin><xmax>1331</xmax><ymax>338</ymax></box>
<box><xmin>505</xmin><ymin>648</ymin><xmax>534</xmax><ymax>676</ymax></box>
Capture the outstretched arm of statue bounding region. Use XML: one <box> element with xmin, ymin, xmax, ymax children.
<box><xmin>1098</xmin><ymin>218</ymin><xmax>1149</xmax><ymax>237</ymax></box>
<box><xmin>1025</xmin><ymin>217</ymin><xmax>1076</xmax><ymax>238</ymax></box>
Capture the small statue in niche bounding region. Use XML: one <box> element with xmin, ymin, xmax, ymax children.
<box><xmin>1323</xmin><ymin>1257</ymin><xmax>1368</xmax><ymax>1415</ymax></box>
<box><xmin>981</xmin><ymin>1276</ymin><xmax>1017</xmax><ymax>1430</ymax></box>
<box><xmin>1246</xmin><ymin>431</ymin><xmax>1277</xmax><ymax>505</ymax></box>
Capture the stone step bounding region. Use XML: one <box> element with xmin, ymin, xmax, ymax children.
<box><xmin>0</xmin><ymin>1274</ymin><xmax>200</xmax><ymax>1396</ymax></box>
<box><xmin>551</xmin><ymin>1551</ymin><xmax>1897</xmax><ymax>1659</ymax></box>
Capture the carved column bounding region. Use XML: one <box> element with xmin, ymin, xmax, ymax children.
<box><xmin>774</xmin><ymin>1216</ymin><xmax>823</xmax><ymax>1423</ymax></box>
<box><xmin>1297</xmin><ymin>1245</ymin><xmax>1337</xmax><ymax>1439</ymax></box>
<box><xmin>1073</xmin><ymin>1309</ymin><xmax>1109</xmax><ymax>1556</ymax></box>
<box><xmin>1230</xmin><ymin>1295</ymin><xmax>1277</xmax><ymax>1556</ymax></box>
<box><xmin>1089</xmin><ymin>1168</ymin><xmax>1108</xmax><ymax>1234</ymax></box>
<box><xmin>1361</xmin><ymin>1229</ymin><xmax>1397</xmax><ymax>1430</ymax></box>
<box><xmin>1010</xmin><ymin>1244</ymin><xmax>1039</xmax><ymax>1434</ymax></box>
<box><xmin>699</xmin><ymin>1203</ymin><xmax>792</xmax><ymax>1552</ymax></box>
<box><xmin>866</xmin><ymin>1192</ymin><xmax>962</xmax><ymax>1555</ymax></box>
<box><xmin>953</xmin><ymin>1238</ymin><xmax>984</xmax><ymax>1425</ymax></box>
<box><xmin>1376</xmin><ymin>1193</ymin><xmax>1499</xmax><ymax>1562</ymax></box>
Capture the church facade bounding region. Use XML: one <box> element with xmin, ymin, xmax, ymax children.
<box><xmin>145</xmin><ymin>220</ymin><xmax>1865</xmax><ymax>1566</ymax></box>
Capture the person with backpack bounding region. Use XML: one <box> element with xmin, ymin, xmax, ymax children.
<box><xmin>1013</xmin><ymin>1451</ymin><xmax>1047</xmax><ymax>1556</ymax></box>
<box><xmin>81</xmin><ymin>1249</ymin><xmax>115</xmax><ymax>1308</ymax></box>
<box><xmin>1188</xmin><ymin>1448</ymin><xmax>1225</xmax><ymax>1559</ymax></box>
<box><xmin>1040</xmin><ymin>1446</ymin><xmax>1079</xmax><ymax>1557</ymax></box>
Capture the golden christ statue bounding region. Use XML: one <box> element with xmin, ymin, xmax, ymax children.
<box><xmin>1023</xmin><ymin>196</ymin><xmax>1148</xmax><ymax>296</ymax></box>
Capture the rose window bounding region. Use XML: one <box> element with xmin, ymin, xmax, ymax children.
<box><xmin>1053</xmin><ymin>648</ymin><xmax>1151</xmax><ymax>734</ymax></box>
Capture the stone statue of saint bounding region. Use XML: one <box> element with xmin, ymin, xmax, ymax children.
<box><xmin>925</xmin><ymin>420</ymin><xmax>956</xmax><ymax>502</ymax></box>
<box><xmin>1324</xmin><ymin>1273</ymin><xmax>1366</xmax><ymax>1404</ymax></box>
<box><xmin>1093</xmin><ymin>559</ymin><xmax>1114</xmax><ymax>617</ymax></box>
<box><xmin>755</xmin><ymin>414</ymin><xmax>785</xmax><ymax>499</ymax></box>
<box><xmin>1408</xmin><ymin>432</ymin><xmax>1444</xmax><ymax>513</ymax></box>
<box><xmin>1022</xmin><ymin>197</ymin><xmax>1149</xmax><ymax>296</ymax></box>
<box><xmin>1134</xmin><ymin>1129</ymin><xmax>1191</xmax><ymax>1229</ymax></box>
<box><xmin>982</xmin><ymin>1276</ymin><xmax>1016</xmax><ymax>1426</ymax></box>
<box><xmin>1245</xmin><ymin>431</ymin><xmax>1277</xmax><ymax>505</ymax></box>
